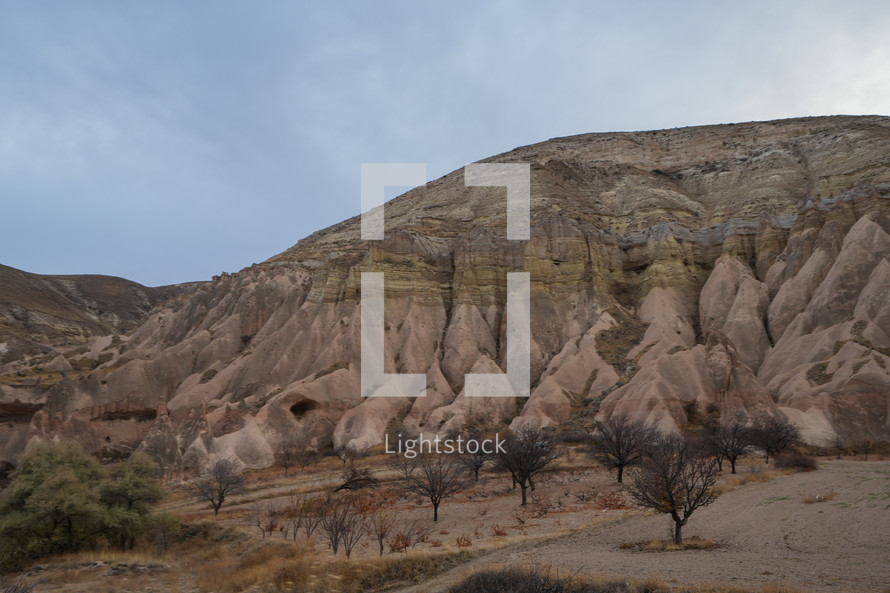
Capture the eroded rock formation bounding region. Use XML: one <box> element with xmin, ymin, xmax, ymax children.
<box><xmin>3</xmin><ymin>115</ymin><xmax>890</xmax><ymax>468</ymax></box>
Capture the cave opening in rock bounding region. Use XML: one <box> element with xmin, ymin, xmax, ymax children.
<box><xmin>289</xmin><ymin>401</ymin><xmax>317</xmax><ymax>419</ymax></box>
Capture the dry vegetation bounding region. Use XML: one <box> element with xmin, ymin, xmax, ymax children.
<box><xmin>446</xmin><ymin>566</ymin><xmax>826</xmax><ymax>593</ymax></box>
<box><xmin>4</xmin><ymin>446</ymin><xmax>889</xmax><ymax>593</ymax></box>
<box><xmin>617</xmin><ymin>536</ymin><xmax>718</xmax><ymax>552</ymax></box>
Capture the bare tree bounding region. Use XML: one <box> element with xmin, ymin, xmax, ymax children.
<box><xmin>833</xmin><ymin>434</ymin><xmax>847</xmax><ymax>460</ymax></box>
<box><xmin>749</xmin><ymin>415</ymin><xmax>802</xmax><ymax>463</ymax></box>
<box><xmin>369</xmin><ymin>504</ymin><xmax>399</xmax><ymax>556</ymax></box>
<box><xmin>853</xmin><ymin>439</ymin><xmax>873</xmax><ymax>461</ymax></box>
<box><xmin>405</xmin><ymin>453</ymin><xmax>466</xmax><ymax>521</ymax></box>
<box><xmin>336</xmin><ymin>465</ymin><xmax>379</xmax><ymax>491</ymax></box>
<box><xmin>389</xmin><ymin>450</ymin><xmax>420</xmax><ymax>480</ymax></box>
<box><xmin>386</xmin><ymin>518</ymin><xmax>431</xmax><ymax>553</ymax></box>
<box><xmin>296</xmin><ymin>496</ymin><xmax>323</xmax><ymax>541</ymax></box>
<box><xmin>279</xmin><ymin>437</ymin><xmax>322</xmax><ymax>475</ymax></box>
<box><xmin>189</xmin><ymin>459</ymin><xmax>245</xmax><ymax>515</ymax></box>
<box><xmin>277</xmin><ymin>443</ymin><xmax>299</xmax><ymax>477</ymax></box>
<box><xmin>246</xmin><ymin>502</ymin><xmax>265</xmax><ymax>538</ymax></box>
<box><xmin>334</xmin><ymin>444</ymin><xmax>366</xmax><ymax>465</ymax></box>
<box><xmin>246</xmin><ymin>502</ymin><xmax>284</xmax><ymax>538</ymax></box>
<box><xmin>627</xmin><ymin>434</ymin><xmax>720</xmax><ymax>544</ymax></box>
<box><xmin>706</xmin><ymin>419</ymin><xmax>752</xmax><ymax>474</ymax></box>
<box><xmin>343</xmin><ymin>494</ymin><xmax>373</xmax><ymax>558</ymax></box>
<box><xmin>318</xmin><ymin>494</ymin><xmax>370</xmax><ymax>557</ymax></box>
<box><xmin>318</xmin><ymin>496</ymin><xmax>347</xmax><ymax>555</ymax></box>
<box><xmin>296</xmin><ymin>449</ymin><xmax>321</xmax><ymax>471</ymax></box>
<box><xmin>455</xmin><ymin>428</ymin><xmax>490</xmax><ymax>482</ymax></box>
<box><xmin>282</xmin><ymin>494</ymin><xmax>309</xmax><ymax>540</ymax></box>
<box><xmin>589</xmin><ymin>414</ymin><xmax>657</xmax><ymax>483</ymax></box>
<box><xmin>495</xmin><ymin>426</ymin><xmax>559</xmax><ymax>506</ymax></box>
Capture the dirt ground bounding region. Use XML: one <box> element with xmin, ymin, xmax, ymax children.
<box><xmin>14</xmin><ymin>458</ymin><xmax>890</xmax><ymax>593</ymax></box>
<box><xmin>390</xmin><ymin>460</ymin><xmax>890</xmax><ymax>593</ymax></box>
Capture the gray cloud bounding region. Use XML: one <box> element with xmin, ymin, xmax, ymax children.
<box><xmin>1</xmin><ymin>0</ymin><xmax>888</xmax><ymax>285</ymax></box>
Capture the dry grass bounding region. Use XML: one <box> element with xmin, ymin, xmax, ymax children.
<box><xmin>13</xmin><ymin>453</ymin><xmax>888</xmax><ymax>593</ymax></box>
<box><xmin>682</xmin><ymin>583</ymin><xmax>807</xmax><ymax>593</ymax></box>
<box><xmin>188</xmin><ymin>534</ymin><xmax>474</xmax><ymax>593</ymax></box>
<box><xmin>448</xmin><ymin>566</ymin><xmax>815</xmax><ymax>593</ymax></box>
<box><xmin>193</xmin><ymin>541</ymin><xmax>302</xmax><ymax>593</ymax></box>
<box><xmin>716</xmin><ymin>467</ymin><xmax>793</xmax><ymax>494</ymax></box>
<box><xmin>618</xmin><ymin>536</ymin><xmax>719</xmax><ymax>552</ymax></box>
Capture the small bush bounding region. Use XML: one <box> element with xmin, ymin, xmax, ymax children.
<box><xmin>449</xmin><ymin>566</ymin><xmax>824</xmax><ymax>593</ymax></box>
<box><xmin>774</xmin><ymin>451</ymin><xmax>817</xmax><ymax>471</ymax></box>
<box><xmin>449</xmin><ymin>568</ymin><xmax>582</xmax><ymax>593</ymax></box>
<box><xmin>619</xmin><ymin>536</ymin><xmax>718</xmax><ymax>552</ymax></box>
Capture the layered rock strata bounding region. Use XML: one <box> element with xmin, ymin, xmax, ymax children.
<box><xmin>2</xmin><ymin>115</ymin><xmax>890</xmax><ymax>469</ymax></box>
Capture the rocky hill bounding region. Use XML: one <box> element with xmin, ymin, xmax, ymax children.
<box><xmin>2</xmin><ymin>115</ymin><xmax>889</xmax><ymax>471</ymax></box>
<box><xmin>0</xmin><ymin>264</ymin><xmax>192</xmax><ymax>365</ymax></box>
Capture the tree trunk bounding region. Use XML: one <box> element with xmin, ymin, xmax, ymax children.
<box><xmin>674</xmin><ymin>520</ymin><xmax>682</xmax><ymax>545</ymax></box>
<box><xmin>730</xmin><ymin>458</ymin><xmax>737</xmax><ymax>474</ymax></box>
<box><xmin>617</xmin><ymin>465</ymin><xmax>624</xmax><ymax>483</ymax></box>
<box><xmin>433</xmin><ymin>502</ymin><xmax>439</xmax><ymax>522</ymax></box>
<box><xmin>520</xmin><ymin>483</ymin><xmax>528</xmax><ymax>506</ymax></box>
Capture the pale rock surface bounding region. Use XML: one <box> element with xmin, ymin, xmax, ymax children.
<box><xmin>515</xmin><ymin>314</ymin><xmax>620</xmax><ymax>429</ymax></box>
<box><xmin>4</xmin><ymin>116</ymin><xmax>890</xmax><ymax>467</ymax></box>
<box><xmin>700</xmin><ymin>255</ymin><xmax>770</xmax><ymax>371</ymax></box>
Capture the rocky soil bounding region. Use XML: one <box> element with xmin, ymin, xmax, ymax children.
<box><xmin>390</xmin><ymin>460</ymin><xmax>890</xmax><ymax>593</ymax></box>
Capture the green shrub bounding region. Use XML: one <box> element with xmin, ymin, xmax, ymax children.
<box><xmin>0</xmin><ymin>441</ymin><xmax>106</xmax><ymax>568</ymax></box>
<box><xmin>0</xmin><ymin>442</ymin><xmax>165</xmax><ymax>572</ymax></box>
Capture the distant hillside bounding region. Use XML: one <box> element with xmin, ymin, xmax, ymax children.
<box><xmin>0</xmin><ymin>264</ymin><xmax>197</xmax><ymax>365</ymax></box>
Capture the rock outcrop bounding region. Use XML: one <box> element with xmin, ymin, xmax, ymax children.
<box><xmin>3</xmin><ymin>115</ymin><xmax>890</xmax><ymax>469</ymax></box>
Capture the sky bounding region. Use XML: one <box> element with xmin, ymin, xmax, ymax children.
<box><xmin>1</xmin><ymin>1</ymin><xmax>889</xmax><ymax>287</ymax></box>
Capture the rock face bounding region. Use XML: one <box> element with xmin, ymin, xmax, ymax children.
<box><xmin>2</xmin><ymin>115</ymin><xmax>890</xmax><ymax>469</ymax></box>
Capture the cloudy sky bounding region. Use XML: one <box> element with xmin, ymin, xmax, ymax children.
<box><xmin>2</xmin><ymin>1</ymin><xmax>889</xmax><ymax>286</ymax></box>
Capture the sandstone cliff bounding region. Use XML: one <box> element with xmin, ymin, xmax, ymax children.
<box><xmin>2</xmin><ymin>115</ymin><xmax>889</xmax><ymax>470</ymax></box>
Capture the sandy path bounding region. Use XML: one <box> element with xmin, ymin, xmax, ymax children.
<box><xmin>391</xmin><ymin>461</ymin><xmax>890</xmax><ymax>593</ymax></box>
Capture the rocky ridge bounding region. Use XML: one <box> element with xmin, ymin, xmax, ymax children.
<box><xmin>0</xmin><ymin>265</ymin><xmax>193</xmax><ymax>364</ymax></box>
<box><xmin>2</xmin><ymin>115</ymin><xmax>889</xmax><ymax>471</ymax></box>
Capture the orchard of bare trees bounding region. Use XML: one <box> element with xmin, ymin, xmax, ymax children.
<box><xmin>210</xmin><ymin>412</ymin><xmax>809</xmax><ymax>558</ymax></box>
